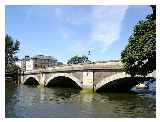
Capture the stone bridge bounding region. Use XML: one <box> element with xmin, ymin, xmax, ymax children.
<box><xmin>20</xmin><ymin>61</ymin><xmax>156</xmax><ymax>92</ymax></box>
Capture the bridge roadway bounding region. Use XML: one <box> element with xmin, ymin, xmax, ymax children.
<box><xmin>20</xmin><ymin>61</ymin><xmax>155</xmax><ymax>92</ymax></box>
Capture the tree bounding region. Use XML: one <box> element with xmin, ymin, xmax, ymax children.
<box><xmin>67</xmin><ymin>55</ymin><xmax>91</xmax><ymax>64</ymax></box>
<box><xmin>121</xmin><ymin>5</ymin><xmax>156</xmax><ymax>77</ymax></box>
<box><xmin>146</xmin><ymin>5</ymin><xmax>156</xmax><ymax>21</ymax></box>
<box><xmin>5</xmin><ymin>35</ymin><xmax>20</xmax><ymax>75</ymax></box>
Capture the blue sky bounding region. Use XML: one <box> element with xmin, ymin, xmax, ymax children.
<box><xmin>5</xmin><ymin>5</ymin><xmax>152</xmax><ymax>63</ymax></box>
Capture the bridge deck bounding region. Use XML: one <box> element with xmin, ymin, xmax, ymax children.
<box><xmin>23</xmin><ymin>62</ymin><xmax>123</xmax><ymax>74</ymax></box>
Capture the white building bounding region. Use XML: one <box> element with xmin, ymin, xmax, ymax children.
<box><xmin>15</xmin><ymin>59</ymin><xmax>26</xmax><ymax>70</ymax></box>
<box><xmin>16</xmin><ymin>55</ymin><xmax>62</xmax><ymax>71</ymax></box>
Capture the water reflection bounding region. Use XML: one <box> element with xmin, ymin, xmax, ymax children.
<box><xmin>6</xmin><ymin>83</ymin><xmax>156</xmax><ymax>118</ymax></box>
<box><xmin>101</xmin><ymin>93</ymin><xmax>156</xmax><ymax>117</ymax></box>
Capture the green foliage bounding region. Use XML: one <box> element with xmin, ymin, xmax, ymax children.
<box><xmin>121</xmin><ymin>6</ymin><xmax>156</xmax><ymax>77</ymax></box>
<box><xmin>146</xmin><ymin>5</ymin><xmax>156</xmax><ymax>21</ymax></box>
<box><xmin>6</xmin><ymin>64</ymin><xmax>19</xmax><ymax>75</ymax></box>
<box><xmin>5</xmin><ymin>35</ymin><xmax>20</xmax><ymax>74</ymax></box>
<box><xmin>67</xmin><ymin>55</ymin><xmax>91</xmax><ymax>64</ymax></box>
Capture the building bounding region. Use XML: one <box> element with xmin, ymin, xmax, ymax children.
<box><xmin>16</xmin><ymin>55</ymin><xmax>62</xmax><ymax>71</ymax></box>
<box><xmin>15</xmin><ymin>59</ymin><xmax>26</xmax><ymax>71</ymax></box>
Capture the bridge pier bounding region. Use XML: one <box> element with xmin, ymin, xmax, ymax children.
<box><xmin>82</xmin><ymin>71</ymin><xmax>94</xmax><ymax>89</ymax></box>
<box><xmin>40</xmin><ymin>72</ymin><xmax>45</xmax><ymax>86</ymax></box>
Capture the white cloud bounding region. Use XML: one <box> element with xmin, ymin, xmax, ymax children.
<box><xmin>89</xmin><ymin>6</ymin><xmax>128</xmax><ymax>52</ymax></box>
<box><xmin>52</xmin><ymin>7</ymin><xmax>87</xmax><ymax>26</ymax></box>
<box><xmin>46</xmin><ymin>6</ymin><xmax>129</xmax><ymax>55</ymax></box>
<box><xmin>69</xmin><ymin>40</ymin><xmax>88</xmax><ymax>55</ymax></box>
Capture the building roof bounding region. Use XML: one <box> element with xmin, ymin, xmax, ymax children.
<box><xmin>31</xmin><ymin>55</ymin><xmax>57</xmax><ymax>61</ymax></box>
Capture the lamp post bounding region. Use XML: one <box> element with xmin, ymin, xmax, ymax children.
<box><xmin>88</xmin><ymin>50</ymin><xmax>91</xmax><ymax>64</ymax></box>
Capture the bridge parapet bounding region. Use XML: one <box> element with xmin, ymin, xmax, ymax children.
<box><xmin>23</xmin><ymin>61</ymin><xmax>123</xmax><ymax>74</ymax></box>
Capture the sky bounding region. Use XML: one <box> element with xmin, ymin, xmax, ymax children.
<box><xmin>5</xmin><ymin>5</ymin><xmax>152</xmax><ymax>63</ymax></box>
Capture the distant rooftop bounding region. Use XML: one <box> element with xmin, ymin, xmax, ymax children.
<box><xmin>32</xmin><ymin>55</ymin><xmax>57</xmax><ymax>60</ymax></box>
<box><xmin>17</xmin><ymin>55</ymin><xmax>57</xmax><ymax>61</ymax></box>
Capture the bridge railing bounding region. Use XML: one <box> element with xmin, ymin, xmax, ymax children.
<box><xmin>22</xmin><ymin>62</ymin><xmax>123</xmax><ymax>74</ymax></box>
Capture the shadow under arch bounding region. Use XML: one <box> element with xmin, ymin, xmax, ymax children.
<box><xmin>24</xmin><ymin>77</ymin><xmax>40</xmax><ymax>85</ymax></box>
<box><xmin>45</xmin><ymin>76</ymin><xmax>82</xmax><ymax>89</ymax></box>
<box><xmin>45</xmin><ymin>75</ymin><xmax>81</xmax><ymax>89</ymax></box>
<box><xmin>96</xmin><ymin>77</ymin><xmax>155</xmax><ymax>92</ymax></box>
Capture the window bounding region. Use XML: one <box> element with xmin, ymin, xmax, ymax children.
<box><xmin>35</xmin><ymin>58</ymin><xmax>37</xmax><ymax>62</ymax></box>
<box><xmin>41</xmin><ymin>59</ymin><xmax>44</xmax><ymax>63</ymax></box>
<box><xmin>45</xmin><ymin>59</ymin><xmax>47</xmax><ymax>63</ymax></box>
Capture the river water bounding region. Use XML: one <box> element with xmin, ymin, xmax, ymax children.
<box><xmin>5</xmin><ymin>82</ymin><xmax>156</xmax><ymax>118</ymax></box>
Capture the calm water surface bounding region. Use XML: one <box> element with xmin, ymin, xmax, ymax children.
<box><xmin>5</xmin><ymin>82</ymin><xmax>156</xmax><ymax>118</ymax></box>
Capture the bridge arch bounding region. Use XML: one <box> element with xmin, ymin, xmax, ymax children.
<box><xmin>23</xmin><ymin>75</ymin><xmax>40</xmax><ymax>85</ymax></box>
<box><xmin>96</xmin><ymin>72</ymin><xmax>130</xmax><ymax>92</ymax></box>
<box><xmin>45</xmin><ymin>73</ymin><xmax>83</xmax><ymax>89</ymax></box>
<box><xmin>96</xmin><ymin>72</ymin><xmax>155</xmax><ymax>92</ymax></box>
